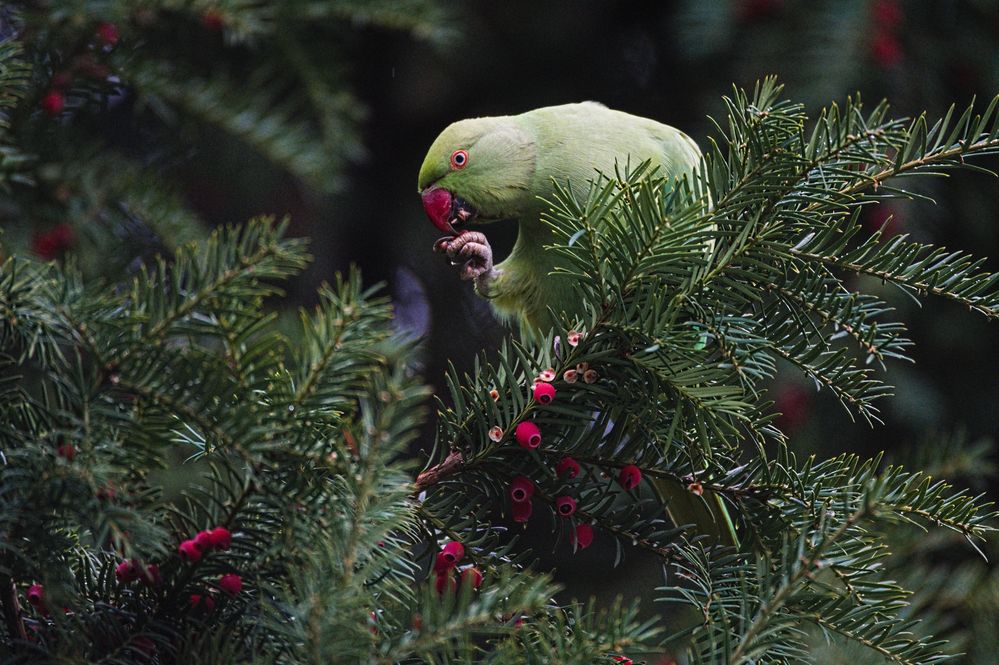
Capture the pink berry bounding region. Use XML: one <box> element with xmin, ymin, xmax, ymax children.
<box><xmin>572</xmin><ymin>523</ymin><xmax>594</xmax><ymax>549</ymax></box>
<box><xmin>141</xmin><ymin>563</ymin><xmax>161</xmax><ymax>587</ymax></box>
<box><xmin>115</xmin><ymin>559</ymin><xmax>139</xmax><ymax>583</ymax></box>
<box><xmin>434</xmin><ymin>571</ymin><xmax>456</xmax><ymax>595</ymax></box>
<box><xmin>618</xmin><ymin>464</ymin><xmax>642</xmax><ymax>491</ymax></box>
<box><xmin>41</xmin><ymin>90</ymin><xmax>64</xmax><ymax>116</ymax></box>
<box><xmin>556</xmin><ymin>456</ymin><xmax>581</xmax><ymax>480</ymax></box>
<box><xmin>217</xmin><ymin>573</ymin><xmax>242</xmax><ymax>596</ymax></box>
<box><xmin>26</xmin><ymin>583</ymin><xmax>44</xmax><ymax>607</ymax></box>
<box><xmin>509</xmin><ymin>476</ymin><xmax>535</xmax><ymax>503</ymax></box>
<box><xmin>555</xmin><ymin>496</ymin><xmax>577</xmax><ymax>517</ymax></box>
<box><xmin>514</xmin><ymin>421</ymin><xmax>542</xmax><ymax>450</ymax></box>
<box><xmin>433</xmin><ymin>551</ymin><xmax>454</xmax><ymax>574</ymax></box>
<box><xmin>189</xmin><ymin>593</ymin><xmax>215</xmax><ymax>611</ymax></box>
<box><xmin>533</xmin><ymin>382</ymin><xmax>556</xmax><ymax>405</ymax></box>
<box><xmin>208</xmin><ymin>526</ymin><xmax>232</xmax><ymax>550</ymax></box>
<box><xmin>511</xmin><ymin>500</ymin><xmax>533</xmax><ymax>523</ymax></box>
<box><xmin>178</xmin><ymin>539</ymin><xmax>202</xmax><ymax>562</ymax></box>
<box><xmin>96</xmin><ymin>22</ymin><xmax>119</xmax><ymax>47</ymax></box>
<box><xmin>194</xmin><ymin>530</ymin><xmax>214</xmax><ymax>551</ymax></box>
<box><xmin>441</xmin><ymin>541</ymin><xmax>465</xmax><ymax>565</ymax></box>
<box><xmin>201</xmin><ymin>10</ymin><xmax>224</xmax><ymax>30</ymax></box>
<box><xmin>461</xmin><ymin>567</ymin><xmax>483</xmax><ymax>590</ymax></box>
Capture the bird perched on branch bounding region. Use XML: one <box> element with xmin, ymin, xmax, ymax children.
<box><xmin>417</xmin><ymin>102</ymin><xmax>737</xmax><ymax>546</ymax></box>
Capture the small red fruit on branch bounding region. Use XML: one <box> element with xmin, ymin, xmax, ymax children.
<box><xmin>556</xmin><ymin>456</ymin><xmax>581</xmax><ymax>480</ymax></box>
<box><xmin>95</xmin><ymin>22</ymin><xmax>119</xmax><ymax>47</ymax></box>
<box><xmin>509</xmin><ymin>476</ymin><xmax>535</xmax><ymax>502</ymax></box>
<box><xmin>178</xmin><ymin>539</ymin><xmax>202</xmax><ymax>563</ymax></box>
<box><xmin>533</xmin><ymin>382</ymin><xmax>556</xmax><ymax>404</ymax></box>
<box><xmin>618</xmin><ymin>464</ymin><xmax>642</xmax><ymax>490</ymax></box>
<box><xmin>514</xmin><ymin>421</ymin><xmax>542</xmax><ymax>449</ymax></box>
<box><xmin>555</xmin><ymin>496</ymin><xmax>577</xmax><ymax>517</ymax></box>
<box><xmin>571</xmin><ymin>523</ymin><xmax>594</xmax><ymax>549</ymax></box>
<box><xmin>217</xmin><ymin>573</ymin><xmax>242</xmax><ymax>596</ymax></box>
<box><xmin>41</xmin><ymin>90</ymin><xmax>65</xmax><ymax>116</ymax></box>
<box><xmin>511</xmin><ymin>500</ymin><xmax>533</xmax><ymax>523</ymax></box>
<box><xmin>460</xmin><ymin>567</ymin><xmax>483</xmax><ymax>590</ymax></box>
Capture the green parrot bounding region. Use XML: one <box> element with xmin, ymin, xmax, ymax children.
<box><xmin>417</xmin><ymin>102</ymin><xmax>738</xmax><ymax>547</ymax></box>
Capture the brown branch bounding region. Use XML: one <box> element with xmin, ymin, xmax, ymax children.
<box><xmin>414</xmin><ymin>450</ymin><xmax>464</xmax><ymax>492</ymax></box>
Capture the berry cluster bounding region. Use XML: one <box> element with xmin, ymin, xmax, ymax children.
<box><xmin>178</xmin><ymin>526</ymin><xmax>232</xmax><ymax>563</ymax></box>
<box><xmin>492</xmin><ymin>354</ymin><xmax>648</xmax><ymax>553</ymax></box>
<box><xmin>176</xmin><ymin>526</ymin><xmax>241</xmax><ymax>609</ymax></box>
<box><xmin>432</xmin><ymin>540</ymin><xmax>483</xmax><ymax>595</ymax></box>
<box><xmin>115</xmin><ymin>560</ymin><xmax>161</xmax><ymax>587</ymax></box>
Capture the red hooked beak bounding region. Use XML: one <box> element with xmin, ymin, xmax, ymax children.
<box><xmin>421</xmin><ymin>187</ymin><xmax>477</xmax><ymax>236</ymax></box>
<box><xmin>422</xmin><ymin>187</ymin><xmax>456</xmax><ymax>235</ymax></box>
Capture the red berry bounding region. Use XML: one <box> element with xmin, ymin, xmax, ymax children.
<box><xmin>41</xmin><ymin>90</ymin><xmax>64</xmax><ymax>116</ymax></box>
<box><xmin>32</xmin><ymin>224</ymin><xmax>75</xmax><ymax>260</ymax></box>
<box><xmin>96</xmin><ymin>22</ymin><xmax>119</xmax><ymax>47</ymax></box>
<box><xmin>555</xmin><ymin>496</ymin><xmax>577</xmax><ymax>517</ymax></box>
<box><xmin>115</xmin><ymin>559</ymin><xmax>139</xmax><ymax>583</ymax></box>
<box><xmin>201</xmin><ymin>10</ymin><xmax>224</xmax><ymax>30</ymax></box>
<box><xmin>26</xmin><ymin>583</ymin><xmax>44</xmax><ymax>607</ymax></box>
<box><xmin>509</xmin><ymin>475</ymin><xmax>535</xmax><ymax>502</ymax></box>
<box><xmin>511</xmin><ymin>500</ymin><xmax>533</xmax><ymax>523</ymax></box>
<box><xmin>618</xmin><ymin>464</ymin><xmax>642</xmax><ymax>491</ymax></box>
<box><xmin>178</xmin><ymin>539</ymin><xmax>202</xmax><ymax>562</ymax></box>
<box><xmin>533</xmin><ymin>382</ymin><xmax>556</xmax><ymax>404</ymax></box>
<box><xmin>208</xmin><ymin>526</ymin><xmax>232</xmax><ymax>550</ymax></box>
<box><xmin>433</xmin><ymin>551</ymin><xmax>454</xmax><ymax>574</ymax></box>
<box><xmin>613</xmin><ymin>657</ymin><xmax>633</xmax><ymax>665</ymax></box>
<box><xmin>141</xmin><ymin>563</ymin><xmax>162</xmax><ymax>587</ymax></box>
<box><xmin>460</xmin><ymin>567</ymin><xmax>483</xmax><ymax>590</ymax></box>
<box><xmin>440</xmin><ymin>540</ymin><xmax>465</xmax><ymax>565</ymax></box>
<box><xmin>189</xmin><ymin>593</ymin><xmax>215</xmax><ymax>611</ymax></box>
<box><xmin>870</xmin><ymin>31</ymin><xmax>903</xmax><ymax>68</ymax></box>
<box><xmin>57</xmin><ymin>443</ymin><xmax>76</xmax><ymax>461</ymax></box>
<box><xmin>556</xmin><ymin>456</ymin><xmax>581</xmax><ymax>480</ymax></box>
<box><xmin>194</xmin><ymin>530</ymin><xmax>214</xmax><ymax>551</ymax></box>
<box><xmin>434</xmin><ymin>571</ymin><xmax>456</xmax><ymax>595</ymax></box>
<box><xmin>514</xmin><ymin>421</ymin><xmax>542</xmax><ymax>450</ymax></box>
<box><xmin>571</xmin><ymin>523</ymin><xmax>594</xmax><ymax>549</ymax></box>
<box><xmin>217</xmin><ymin>573</ymin><xmax>242</xmax><ymax>596</ymax></box>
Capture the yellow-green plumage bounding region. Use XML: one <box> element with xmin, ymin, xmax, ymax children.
<box><xmin>419</xmin><ymin>103</ymin><xmax>737</xmax><ymax>546</ymax></box>
<box><xmin>418</xmin><ymin>102</ymin><xmax>702</xmax><ymax>334</ymax></box>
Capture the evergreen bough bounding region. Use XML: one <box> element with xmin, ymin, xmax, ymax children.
<box><xmin>2</xmin><ymin>18</ymin><xmax>999</xmax><ymax>663</ymax></box>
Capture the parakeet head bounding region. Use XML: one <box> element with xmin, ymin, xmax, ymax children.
<box><xmin>418</xmin><ymin>116</ymin><xmax>536</xmax><ymax>235</ymax></box>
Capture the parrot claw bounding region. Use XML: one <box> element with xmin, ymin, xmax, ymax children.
<box><xmin>432</xmin><ymin>236</ymin><xmax>453</xmax><ymax>254</ymax></box>
<box><xmin>444</xmin><ymin>231</ymin><xmax>493</xmax><ymax>281</ymax></box>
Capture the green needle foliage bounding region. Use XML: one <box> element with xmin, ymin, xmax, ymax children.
<box><xmin>2</xmin><ymin>29</ymin><xmax>999</xmax><ymax>663</ymax></box>
<box><xmin>0</xmin><ymin>0</ymin><xmax>449</xmax><ymax>277</ymax></box>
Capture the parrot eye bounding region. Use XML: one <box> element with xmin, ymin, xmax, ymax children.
<box><xmin>450</xmin><ymin>149</ymin><xmax>468</xmax><ymax>170</ymax></box>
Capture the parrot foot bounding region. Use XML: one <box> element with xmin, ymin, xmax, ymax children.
<box><xmin>443</xmin><ymin>231</ymin><xmax>495</xmax><ymax>283</ymax></box>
